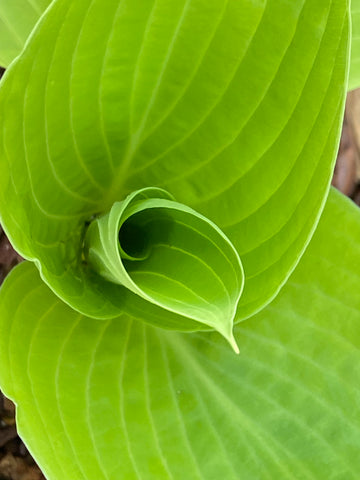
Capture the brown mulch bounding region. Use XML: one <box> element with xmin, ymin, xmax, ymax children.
<box><xmin>0</xmin><ymin>75</ymin><xmax>359</xmax><ymax>478</ymax></box>
<box><xmin>332</xmin><ymin>92</ymin><xmax>360</xmax><ymax>204</ymax></box>
<box><xmin>0</xmin><ymin>228</ymin><xmax>23</xmax><ymax>285</ymax></box>
<box><xmin>0</xmin><ymin>392</ymin><xmax>44</xmax><ymax>480</ymax></box>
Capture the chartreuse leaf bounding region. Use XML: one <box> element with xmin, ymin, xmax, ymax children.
<box><xmin>84</xmin><ymin>187</ymin><xmax>243</xmax><ymax>350</ymax></box>
<box><xmin>0</xmin><ymin>0</ymin><xmax>349</xmax><ymax>324</ymax></box>
<box><xmin>0</xmin><ymin>0</ymin><xmax>51</xmax><ymax>67</ymax></box>
<box><xmin>350</xmin><ymin>0</ymin><xmax>360</xmax><ymax>90</ymax></box>
<box><xmin>0</xmin><ymin>188</ymin><xmax>359</xmax><ymax>480</ymax></box>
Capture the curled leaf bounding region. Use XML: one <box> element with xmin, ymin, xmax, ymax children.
<box><xmin>85</xmin><ymin>188</ymin><xmax>243</xmax><ymax>351</ymax></box>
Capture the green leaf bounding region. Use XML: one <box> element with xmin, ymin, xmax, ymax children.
<box><xmin>0</xmin><ymin>0</ymin><xmax>51</xmax><ymax>67</ymax></box>
<box><xmin>84</xmin><ymin>187</ymin><xmax>243</xmax><ymax>350</ymax></box>
<box><xmin>0</xmin><ymin>0</ymin><xmax>349</xmax><ymax>324</ymax></box>
<box><xmin>1</xmin><ymin>188</ymin><xmax>359</xmax><ymax>480</ymax></box>
<box><xmin>350</xmin><ymin>0</ymin><xmax>360</xmax><ymax>90</ymax></box>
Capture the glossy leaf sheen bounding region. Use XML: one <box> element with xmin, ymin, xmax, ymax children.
<box><xmin>0</xmin><ymin>0</ymin><xmax>349</xmax><ymax>323</ymax></box>
<box><xmin>0</xmin><ymin>189</ymin><xmax>360</xmax><ymax>480</ymax></box>
<box><xmin>0</xmin><ymin>0</ymin><xmax>51</xmax><ymax>67</ymax></box>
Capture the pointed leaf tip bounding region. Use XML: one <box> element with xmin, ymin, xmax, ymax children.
<box><xmin>228</xmin><ymin>332</ymin><xmax>240</xmax><ymax>355</ymax></box>
<box><xmin>217</xmin><ymin>323</ymin><xmax>240</xmax><ymax>354</ymax></box>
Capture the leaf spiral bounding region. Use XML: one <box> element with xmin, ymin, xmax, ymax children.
<box><xmin>84</xmin><ymin>188</ymin><xmax>243</xmax><ymax>350</ymax></box>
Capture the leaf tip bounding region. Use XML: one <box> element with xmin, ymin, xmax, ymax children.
<box><xmin>227</xmin><ymin>331</ymin><xmax>240</xmax><ymax>355</ymax></box>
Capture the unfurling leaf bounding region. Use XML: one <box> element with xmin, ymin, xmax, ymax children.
<box><xmin>0</xmin><ymin>1</ymin><xmax>355</xmax><ymax>477</ymax></box>
<box><xmin>85</xmin><ymin>187</ymin><xmax>243</xmax><ymax>351</ymax></box>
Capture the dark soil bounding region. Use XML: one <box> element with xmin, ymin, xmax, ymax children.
<box><xmin>0</xmin><ymin>392</ymin><xmax>44</xmax><ymax>480</ymax></box>
<box><xmin>0</xmin><ymin>72</ymin><xmax>359</xmax><ymax>478</ymax></box>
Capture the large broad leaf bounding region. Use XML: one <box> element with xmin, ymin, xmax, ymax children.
<box><xmin>0</xmin><ymin>188</ymin><xmax>359</xmax><ymax>480</ymax></box>
<box><xmin>0</xmin><ymin>0</ymin><xmax>51</xmax><ymax>67</ymax></box>
<box><xmin>0</xmin><ymin>0</ymin><xmax>349</xmax><ymax>325</ymax></box>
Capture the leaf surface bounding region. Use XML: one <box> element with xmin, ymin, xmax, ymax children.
<box><xmin>0</xmin><ymin>0</ymin><xmax>51</xmax><ymax>67</ymax></box>
<box><xmin>0</xmin><ymin>0</ymin><xmax>349</xmax><ymax>324</ymax></box>
<box><xmin>1</xmin><ymin>188</ymin><xmax>359</xmax><ymax>480</ymax></box>
<box><xmin>350</xmin><ymin>0</ymin><xmax>360</xmax><ymax>90</ymax></box>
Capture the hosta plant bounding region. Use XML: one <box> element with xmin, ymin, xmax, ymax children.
<box><xmin>0</xmin><ymin>0</ymin><xmax>360</xmax><ymax>478</ymax></box>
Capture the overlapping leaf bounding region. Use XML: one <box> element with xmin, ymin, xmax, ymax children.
<box><xmin>0</xmin><ymin>0</ymin><xmax>51</xmax><ymax>67</ymax></box>
<box><xmin>0</xmin><ymin>0</ymin><xmax>349</xmax><ymax>325</ymax></box>
<box><xmin>1</xmin><ymin>189</ymin><xmax>359</xmax><ymax>480</ymax></box>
